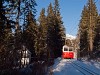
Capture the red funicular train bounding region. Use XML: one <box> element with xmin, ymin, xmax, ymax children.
<box><xmin>62</xmin><ymin>45</ymin><xmax>74</xmax><ymax>59</ymax></box>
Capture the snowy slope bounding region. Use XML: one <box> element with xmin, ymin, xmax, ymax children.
<box><xmin>53</xmin><ymin>59</ymin><xmax>84</xmax><ymax>75</ymax></box>
<box><xmin>52</xmin><ymin>58</ymin><xmax>100</xmax><ymax>75</ymax></box>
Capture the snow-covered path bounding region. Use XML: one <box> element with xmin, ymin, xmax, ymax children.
<box><xmin>52</xmin><ymin>58</ymin><xmax>100</xmax><ymax>75</ymax></box>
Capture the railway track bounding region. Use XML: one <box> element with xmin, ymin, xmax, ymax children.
<box><xmin>71</xmin><ymin>60</ymin><xmax>100</xmax><ymax>75</ymax></box>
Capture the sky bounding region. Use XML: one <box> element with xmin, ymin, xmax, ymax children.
<box><xmin>35</xmin><ymin>0</ymin><xmax>100</xmax><ymax>36</ymax></box>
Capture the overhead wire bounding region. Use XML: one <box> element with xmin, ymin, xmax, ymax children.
<box><xmin>95</xmin><ymin>0</ymin><xmax>99</xmax><ymax>3</ymax></box>
<box><xmin>95</xmin><ymin>0</ymin><xmax>100</xmax><ymax>13</ymax></box>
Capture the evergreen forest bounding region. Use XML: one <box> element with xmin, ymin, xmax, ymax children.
<box><xmin>0</xmin><ymin>0</ymin><xmax>100</xmax><ymax>75</ymax></box>
<box><xmin>0</xmin><ymin>0</ymin><xmax>65</xmax><ymax>74</ymax></box>
<box><xmin>78</xmin><ymin>0</ymin><xmax>100</xmax><ymax>59</ymax></box>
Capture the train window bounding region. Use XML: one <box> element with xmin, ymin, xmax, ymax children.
<box><xmin>69</xmin><ymin>48</ymin><xmax>73</xmax><ymax>51</ymax></box>
<box><xmin>64</xmin><ymin>48</ymin><xmax>68</xmax><ymax>51</ymax></box>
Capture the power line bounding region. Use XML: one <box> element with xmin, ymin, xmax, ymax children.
<box><xmin>95</xmin><ymin>0</ymin><xmax>100</xmax><ymax>13</ymax></box>
<box><xmin>95</xmin><ymin>0</ymin><xmax>99</xmax><ymax>3</ymax></box>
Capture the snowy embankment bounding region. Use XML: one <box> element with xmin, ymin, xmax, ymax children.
<box><xmin>80</xmin><ymin>59</ymin><xmax>100</xmax><ymax>72</ymax></box>
<box><xmin>52</xmin><ymin>57</ymin><xmax>100</xmax><ymax>75</ymax></box>
<box><xmin>53</xmin><ymin>57</ymin><xmax>62</xmax><ymax>68</ymax></box>
<box><xmin>47</xmin><ymin>57</ymin><xmax>62</xmax><ymax>75</ymax></box>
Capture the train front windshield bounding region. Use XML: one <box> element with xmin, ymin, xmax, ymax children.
<box><xmin>64</xmin><ymin>47</ymin><xmax>73</xmax><ymax>51</ymax></box>
<box><xmin>69</xmin><ymin>48</ymin><xmax>73</xmax><ymax>51</ymax></box>
<box><xmin>64</xmin><ymin>48</ymin><xmax>68</xmax><ymax>51</ymax></box>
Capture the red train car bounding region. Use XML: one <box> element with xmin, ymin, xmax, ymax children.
<box><xmin>62</xmin><ymin>45</ymin><xmax>74</xmax><ymax>59</ymax></box>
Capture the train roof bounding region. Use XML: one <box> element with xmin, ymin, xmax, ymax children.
<box><xmin>63</xmin><ymin>45</ymin><xmax>73</xmax><ymax>48</ymax></box>
<box><xmin>63</xmin><ymin>45</ymin><xmax>68</xmax><ymax>47</ymax></box>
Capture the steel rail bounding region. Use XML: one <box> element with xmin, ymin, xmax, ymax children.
<box><xmin>72</xmin><ymin>61</ymin><xmax>100</xmax><ymax>75</ymax></box>
<box><xmin>71</xmin><ymin>62</ymin><xmax>87</xmax><ymax>75</ymax></box>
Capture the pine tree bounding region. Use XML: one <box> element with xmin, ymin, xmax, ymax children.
<box><xmin>93</xmin><ymin>15</ymin><xmax>100</xmax><ymax>58</ymax></box>
<box><xmin>79</xmin><ymin>6</ymin><xmax>89</xmax><ymax>57</ymax></box>
<box><xmin>78</xmin><ymin>0</ymin><xmax>98</xmax><ymax>58</ymax></box>
<box><xmin>0</xmin><ymin>0</ymin><xmax>14</xmax><ymax>69</ymax></box>
<box><xmin>0</xmin><ymin>0</ymin><xmax>7</xmax><ymax>69</ymax></box>
<box><xmin>24</xmin><ymin>11</ymin><xmax>37</xmax><ymax>59</ymax></box>
<box><xmin>0</xmin><ymin>0</ymin><xmax>6</xmax><ymax>51</ymax></box>
<box><xmin>36</xmin><ymin>8</ymin><xmax>48</xmax><ymax>59</ymax></box>
<box><xmin>3</xmin><ymin>21</ymin><xmax>13</xmax><ymax>69</ymax></box>
<box><xmin>47</xmin><ymin>1</ymin><xmax>65</xmax><ymax>58</ymax></box>
<box><xmin>87</xmin><ymin>0</ymin><xmax>98</xmax><ymax>56</ymax></box>
<box><xmin>47</xmin><ymin>3</ymin><xmax>55</xmax><ymax>58</ymax></box>
<box><xmin>22</xmin><ymin>0</ymin><xmax>37</xmax><ymax>60</ymax></box>
<box><xmin>53</xmin><ymin>0</ymin><xmax>65</xmax><ymax>57</ymax></box>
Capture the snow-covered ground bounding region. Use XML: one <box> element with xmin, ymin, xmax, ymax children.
<box><xmin>52</xmin><ymin>57</ymin><xmax>100</xmax><ymax>75</ymax></box>
<box><xmin>66</xmin><ymin>34</ymin><xmax>76</xmax><ymax>40</ymax></box>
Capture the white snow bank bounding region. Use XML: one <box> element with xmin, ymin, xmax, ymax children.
<box><xmin>53</xmin><ymin>57</ymin><xmax>62</xmax><ymax>68</ymax></box>
<box><xmin>66</xmin><ymin>34</ymin><xmax>76</xmax><ymax>40</ymax></box>
<box><xmin>80</xmin><ymin>60</ymin><xmax>100</xmax><ymax>71</ymax></box>
<box><xmin>52</xmin><ymin>57</ymin><xmax>100</xmax><ymax>75</ymax></box>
